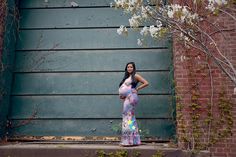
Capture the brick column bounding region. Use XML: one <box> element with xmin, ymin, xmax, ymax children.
<box><xmin>173</xmin><ymin>4</ymin><xmax>236</xmax><ymax>157</ymax></box>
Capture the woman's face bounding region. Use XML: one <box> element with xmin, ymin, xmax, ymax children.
<box><xmin>127</xmin><ymin>64</ymin><xmax>134</xmax><ymax>74</ymax></box>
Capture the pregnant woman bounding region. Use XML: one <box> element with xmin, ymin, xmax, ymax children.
<box><xmin>118</xmin><ymin>62</ymin><xmax>149</xmax><ymax>146</ymax></box>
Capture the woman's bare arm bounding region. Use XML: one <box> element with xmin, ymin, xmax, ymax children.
<box><xmin>134</xmin><ymin>73</ymin><xmax>149</xmax><ymax>92</ymax></box>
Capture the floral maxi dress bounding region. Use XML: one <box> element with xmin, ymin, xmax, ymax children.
<box><xmin>118</xmin><ymin>76</ymin><xmax>141</xmax><ymax>146</ymax></box>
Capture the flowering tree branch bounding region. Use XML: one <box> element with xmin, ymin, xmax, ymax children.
<box><xmin>112</xmin><ymin>0</ymin><xmax>236</xmax><ymax>86</ymax></box>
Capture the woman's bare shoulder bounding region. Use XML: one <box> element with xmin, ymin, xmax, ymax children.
<box><xmin>135</xmin><ymin>73</ymin><xmax>142</xmax><ymax>78</ymax></box>
<box><xmin>134</xmin><ymin>73</ymin><xmax>142</xmax><ymax>80</ymax></box>
<box><xmin>134</xmin><ymin>73</ymin><xmax>148</xmax><ymax>84</ymax></box>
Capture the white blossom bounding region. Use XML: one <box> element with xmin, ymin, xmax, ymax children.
<box><xmin>140</xmin><ymin>26</ymin><xmax>149</xmax><ymax>36</ymax></box>
<box><xmin>167</xmin><ymin>9</ymin><xmax>174</xmax><ymax>18</ymax></box>
<box><xmin>191</xmin><ymin>13</ymin><xmax>198</xmax><ymax>20</ymax></box>
<box><xmin>180</xmin><ymin>6</ymin><xmax>188</xmax><ymax>22</ymax></box>
<box><xmin>114</xmin><ymin>0</ymin><xmax>143</xmax><ymax>9</ymax></box>
<box><xmin>182</xmin><ymin>6</ymin><xmax>189</xmax><ymax>16</ymax></box>
<box><xmin>156</xmin><ymin>20</ymin><xmax>162</xmax><ymax>28</ymax></box>
<box><xmin>149</xmin><ymin>25</ymin><xmax>160</xmax><ymax>38</ymax></box>
<box><xmin>206</xmin><ymin>0</ymin><xmax>228</xmax><ymax>11</ymax></box>
<box><xmin>114</xmin><ymin>0</ymin><xmax>126</xmax><ymax>7</ymax></box>
<box><xmin>71</xmin><ymin>1</ymin><xmax>79</xmax><ymax>7</ymax></box>
<box><xmin>137</xmin><ymin>38</ymin><xmax>143</xmax><ymax>46</ymax></box>
<box><xmin>167</xmin><ymin>4</ymin><xmax>199</xmax><ymax>23</ymax></box>
<box><xmin>184</xmin><ymin>36</ymin><xmax>190</xmax><ymax>42</ymax></box>
<box><xmin>180</xmin><ymin>16</ymin><xmax>185</xmax><ymax>23</ymax></box>
<box><xmin>171</xmin><ymin>4</ymin><xmax>182</xmax><ymax>12</ymax></box>
<box><xmin>117</xmin><ymin>25</ymin><xmax>128</xmax><ymax>35</ymax></box>
<box><xmin>180</xmin><ymin>32</ymin><xmax>191</xmax><ymax>42</ymax></box>
<box><xmin>206</xmin><ymin>1</ymin><xmax>216</xmax><ymax>11</ymax></box>
<box><xmin>129</xmin><ymin>14</ymin><xmax>142</xmax><ymax>28</ymax></box>
<box><xmin>127</xmin><ymin>6</ymin><xmax>135</xmax><ymax>12</ymax></box>
<box><xmin>180</xmin><ymin>55</ymin><xmax>186</xmax><ymax>62</ymax></box>
<box><xmin>141</xmin><ymin>6</ymin><xmax>152</xmax><ymax>19</ymax></box>
<box><xmin>215</xmin><ymin>0</ymin><xmax>227</xmax><ymax>5</ymax></box>
<box><xmin>130</xmin><ymin>0</ymin><xmax>138</xmax><ymax>6</ymax></box>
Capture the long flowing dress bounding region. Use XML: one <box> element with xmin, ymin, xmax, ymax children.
<box><xmin>118</xmin><ymin>76</ymin><xmax>141</xmax><ymax>146</ymax></box>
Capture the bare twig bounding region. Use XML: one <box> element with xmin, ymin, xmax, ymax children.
<box><xmin>219</xmin><ymin>8</ymin><xmax>236</xmax><ymax>21</ymax></box>
<box><xmin>206</xmin><ymin>56</ymin><xmax>214</xmax><ymax>151</ymax></box>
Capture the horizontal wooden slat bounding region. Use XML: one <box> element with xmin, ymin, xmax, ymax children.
<box><xmin>19</xmin><ymin>0</ymin><xmax>113</xmax><ymax>8</ymax></box>
<box><xmin>20</xmin><ymin>8</ymin><xmax>133</xmax><ymax>28</ymax></box>
<box><xmin>8</xmin><ymin>119</ymin><xmax>175</xmax><ymax>140</ymax></box>
<box><xmin>14</xmin><ymin>49</ymin><xmax>171</xmax><ymax>72</ymax></box>
<box><xmin>16</xmin><ymin>29</ymin><xmax>170</xmax><ymax>50</ymax></box>
<box><xmin>11</xmin><ymin>72</ymin><xmax>171</xmax><ymax>95</ymax></box>
<box><xmin>10</xmin><ymin>0</ymin><xmax>175</xmax><ymax>140</ymax></box>
<box><xmin>9</xmin><ymin>95</ymin><xmax>174</xmax><ymax>119</ymax></box>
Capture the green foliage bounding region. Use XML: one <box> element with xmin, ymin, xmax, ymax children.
<box><xmin>134</xmin><ymin>151</ymin><xmax>141</xmax><ymax>157</ymax></box>
<box><xmin>152</xmin><ymin>150</ymin><xmax>165</xmax><ymax>157</ymax></box>
<box><xmin>97</xmin><ymin>150</ymin><xmax>106</xmax><ymax>157</ymax></box>
<box><xmin>207</xmin><ymin>90</ymin><xmax>233</xmax><ymax>147</ymax></box>
<box><xmin>174</xmin><ymin>56</ymin><xmax>234</xmax><ymax>151</ymax></box>
<box><xmin>96</xmin><ymin>150</ymin><xmax>167</xmax><ymax>157</ymax></box>
<box><xmin>137</xmin><ymin>121</ymin><xmax>150</xmax><ymax>138</ymax></box>
<box><xmin>111</xmin><ymin>122</ymin><xmax>122</xmax><ymax>135</ymax></box>
<box><xmin>96</xmin><ymin>150</ymin><xmax>128</xmax><ymax>157</ymax></box>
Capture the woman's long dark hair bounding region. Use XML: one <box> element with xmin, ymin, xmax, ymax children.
<box><xmin>119</xmin><ymin>62</ymin><xmax>138</xmax><ymax>87</ymax></box>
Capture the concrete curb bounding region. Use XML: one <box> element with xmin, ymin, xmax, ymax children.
<box><xmin>0</xmin><ymin>143</ymin><xmax>210</xmax><ymax>157</ymax></box>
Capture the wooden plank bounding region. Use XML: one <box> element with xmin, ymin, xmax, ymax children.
<box><xmin>16</xmin><ymin>29</ymin><xmax>170</xmax><ymax>50</ymax></box>
<box><xmin>8</xmin><ymin>119</ymin><xmax>175</xmax><ymax>140</ymax></box>
<box><xmin>10</xmin><ymin>0</ymin><xmax>175</xmax><ymax>141</ymax></box>
<box><xmin>20</xmin><ymin>8</ymin><xmax>133</xmax><ymax>28</ymax></box>
<box><xmin>11</xmin><ymin>72</ymin><xmax>171</xmax><ymax>95</ymax></box>
<box><xmin>9</xmin><ymin>95</ymin><xmax>174</xmax><ymax>119</ymax></box>
<box><xmin>14</xmin><ymin>49</ymin><xmax>171</xmax><ymax>72</ymax></box>
<box><xmin>19</xmin><ymin>0</ymin><xmax>113</xmax><ymax>8</ymax></box>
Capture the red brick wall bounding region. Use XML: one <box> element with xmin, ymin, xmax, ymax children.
<box><xmin>173</xmin><ymin>5</ymin><xmax>236</xmax><ymax>157</ymax></box>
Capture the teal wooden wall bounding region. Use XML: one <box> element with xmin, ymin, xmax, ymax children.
<box><xmin>0</xmin><ymin>0</ymin><xmax>17</xmax><ymax>140</ymax></box>
<box><xmin>7</xmin><ymin>0</ymin><xmax>175</xmax><ymax>141</ymax></box>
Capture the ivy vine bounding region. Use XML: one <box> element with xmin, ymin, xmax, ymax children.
<box><xmin>175</xmin><ymin>49</ymin><xmax>234</xmax><ymax>152</ymax></box>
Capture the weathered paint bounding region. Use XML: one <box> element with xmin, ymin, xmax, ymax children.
<box><xmin>7</xmin><ymin>0</ymin><xmax>176</xmax><ymax>141</ymax></box>
<box><xmin>11</xmin><ymin>72</ymin><xmax>170</xmax><ymax>94</ymax></box>
<box><xmin>14</xmin><ymin>49</ymin><xmax>171</xmax><ymax>72</ymax></box>
<box><xmin>8</xmin><ymin>119</ymin><xmax>174</xmax><ymax>139</ymax></box>
<box><xmin>8</xmin><ymin>136</ymin><xmax>120</xmax><ymax>142</ymax></box>
<box><xmin>16</xmin><ymin>29</ymin><xmax>169</xmax><ymax>50</ymax></box>
<box><xmin>19</xmin><ymin>0</ymin><xmax>152</xmax><ymax>8</ymax></box>
<box><xmin>0</xmin><ymin>0</ymin><xmax>17</xmax><ymax>140</ymax></box>
<box><xmin>20</xmin><ymin>8</ymin><xmax>131</xmax><ymax>28</ymax></box>
<box><xmin>9</xmin><ymin>95</ymin><xmax>173</xmax><ymax>119</ymax></box>
<box><xmin>19</xmin><ymin>0</ymin><xmax>114</xmax><ymax>8</ymax></box>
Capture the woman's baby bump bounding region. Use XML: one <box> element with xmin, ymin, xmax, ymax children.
<box><xmin>119</xmin><ymin>84</ymin><xmax>132</xmax><ymax>97</ymax></box>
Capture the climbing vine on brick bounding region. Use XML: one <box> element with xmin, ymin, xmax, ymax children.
<box><xmin>175</xmin><ymin>48</ymin><xmax>234</xmax><ymax>152</ymax></box>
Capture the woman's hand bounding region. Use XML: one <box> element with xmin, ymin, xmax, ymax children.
<box><xmin>132</xmin><ymin>89</ymin><xmax>138</xmax><ymax>93</ymax></box>
<box><xmin>134</xmin><ymin>74</ymin><xmax>149</xmax><ymax>91</ymax></box>
<box><xmin>119</xmin><ymin>95</ymin><xmax>126</xmax><ymax>99</ymax></box>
